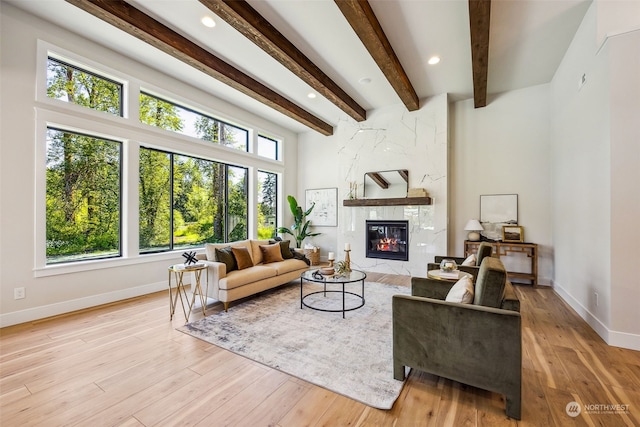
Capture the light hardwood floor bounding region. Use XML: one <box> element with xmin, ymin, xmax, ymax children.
<box><xmin>1</xmin><ymin>272</ymin><xmax>639</xmax><ymax>426</ymax></box>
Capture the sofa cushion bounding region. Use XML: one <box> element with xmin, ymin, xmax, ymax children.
<box><xmin>461</xmin><ymin>253</ymin><xmax>476</xmax><ymax>266</ymax></box>
<box><xmin>249</xmin><ymin>239</ymin><xmax>271</xmax><ymax>265</ymax></box>
<box><xmin>260</xmin><ymin>243</ymin><xmax>284</xmax><ymax>263</ymax></box>
<box><xmin>266</xmin><ymin>258</ymin><xmax>308</xmax><ymax>275</ymax></box>
<box><xmin>473</xmin><ymin>257</ymin><xmax>507</xmax><ymax>308</ymax></box>
<box><xmin>232</xmin><ymin>246</ymin><xmax>254</xmax><ymax>270</ymax></box>
<box><xmin>215</xmin><ymin>247</ymin><xmax>237</xmax><ymax>272</ymax></box>
<box><xmin>219</xmin><ymin>266</ymin><xmax>278</xmax><ymax>290</ymax></box>
<box><xmin>445</xmin><ymin>275</ymin><xmax>474</xmax><ymax>303</ymax></box>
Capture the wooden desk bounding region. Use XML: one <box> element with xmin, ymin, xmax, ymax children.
<box><xmin>464</xmin><ymin>240</ymin><xmax>538</xmax><ymax>286</ymax></box>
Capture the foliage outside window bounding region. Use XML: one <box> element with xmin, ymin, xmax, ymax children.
<box><xmin>46</xmin><ymin>57</ymin><xmax>122</xmax><ymax>116</ymax></box>
<box><xmin>46</xmin><ymin>128</ymin><xmax>121</xmax><ymax>264</ymax></box>
<box><xmin>257</xmin><ymin>171</ymin><xmax>278</xmax><ymax>239</ymax></box>
<box><xmin>140</xmin><ymin>92</ymin><xmax>248</xmax><ymax>151</ymax></box>
<box><xmin>139</xmin><ymin>148</ymin><xmax>248</xmax><ymax>253</ymax></box>
<box><xmin>257</xmin><ymin>135</ymin><xmax>278</xmax><ymax>160</ymax></box>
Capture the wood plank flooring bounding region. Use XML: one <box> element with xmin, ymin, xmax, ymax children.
<box><xmin>1</xmin><ymin>272</ymin><xmax>639</xmax><ymax>426</ymax></box>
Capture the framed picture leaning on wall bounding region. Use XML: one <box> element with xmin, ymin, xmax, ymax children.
<box><xmin>305</xmin><ymin>187</ymin><xmax>338</xmax><ymax>227</ymax></box>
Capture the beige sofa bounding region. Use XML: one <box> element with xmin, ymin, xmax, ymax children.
<box><xmin>197</xmin><ymin>239</ymin><xmax>309</xmax><ymax>310</ymax></box>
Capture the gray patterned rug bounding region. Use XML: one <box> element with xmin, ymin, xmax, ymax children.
<box><xmin>177</xmin><ymin>280</ymin><xmax>410</xmax><ymax>409</ymax></box>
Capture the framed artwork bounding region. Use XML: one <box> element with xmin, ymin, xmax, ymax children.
<box><xmin>502</xmin><ymin>225</ymin><xmax>524</xmax><ymax>242</ymax></box>
<box><xmin>480</xmin><ymin>194</ymin><xmax>518</xmax><ymax>240</ymax></box>
<box><xmin>305</xmin><ymin>187</ymin><xmax>338</xmax><ymax>227</ymax></box>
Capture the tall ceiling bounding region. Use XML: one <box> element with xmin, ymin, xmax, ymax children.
<box><xmin>7</xmin><ymin>0</ymin><xmax>591</xmax><ymax>135</ymax></box>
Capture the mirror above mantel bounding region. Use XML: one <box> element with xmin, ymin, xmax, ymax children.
<box><xmin>343</xmin><ymin>168</ymin><xmax>431</xmax><ymax>206</ymax></box>
<box><xmin>363</xmin><ymin>169</ymin><xmax>409</xmax><ymax>199</ymax></box>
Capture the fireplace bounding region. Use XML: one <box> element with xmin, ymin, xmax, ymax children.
<box><xmin>365</xmin><ymin>220</ymin><xmax>409</xmax><ymax>261</ymax></box>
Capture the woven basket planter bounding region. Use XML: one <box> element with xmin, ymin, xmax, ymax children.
<box><xmin>304</xmin><ymin>248</ymin><xmax>321</xmax><ymax>266</ymax></box>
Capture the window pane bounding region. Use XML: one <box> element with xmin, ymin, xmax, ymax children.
<box><xmin>227</xmin><ymin>166</ymin><xmax>248</xmax><ymax>241</ymax></box>
<box><xmin>46</xmin><ymin>128</ymin><xmax>121</xmax><ymax>264</ymax></box>
<box><xmin>173</xmin><ymin>155</ymin><xmax>225</xmax><ymax>248</ymax></box>
<box><xmin>139</xmin><ymin>148</ymin><xmax>171</xmax><ymax>253</ymax></box>
<box><xmin>47</xmin><ymin>57</ymin><xmax>122</xmax><ymax>116</ymax></box>
<box><xmin>140</xmin><ymin>92</ymin><xmax>248</xmax><ymax>151</ymax></box>
<box><xmin>257</xmin><ymin>171</ymin><xmax>277</xmax><ymax>239</ymax></box>
<box><xmin>257</xmin><ymin>135</ymin><xmax>278</xmax><ymax>160</ymax></box>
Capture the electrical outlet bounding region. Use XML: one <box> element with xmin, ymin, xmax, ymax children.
<box><xmin>14</xmin><ymin>287</ymin><xmax>25</xmax><ymax>300</ymax></box>
<box><xmin>594</xmin><ymin>292</ymin><xmax>599</xmax><ymax>306</ymax></box>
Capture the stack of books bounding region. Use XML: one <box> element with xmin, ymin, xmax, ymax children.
<box><xmin>408</xmin><ymin>188</ymin><xmax>428</xmax><ymax>197</ymax></box>
<box><xmin>438</xmin><ymin>270</ymin><xmax>459</xmax><ymax>279</ymax></box>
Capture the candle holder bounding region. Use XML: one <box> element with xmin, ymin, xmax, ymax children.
<box><xmin>344</xmin><ymin>249</ymin><xmax>351</xmax><ymax>272</ymax></box>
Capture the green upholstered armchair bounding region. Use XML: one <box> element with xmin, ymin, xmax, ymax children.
<box><xmin>427</xmin><ymin>241</ymin><xmax>494</xmax><ymax>278</ymax></box>
<box><xmin>393</xmin><ymin>257</ymin><xmax>522</xmax><ymax>419</ymax></box>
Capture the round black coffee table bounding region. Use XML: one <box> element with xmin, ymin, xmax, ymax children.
<box><xmin>300</xmin><ymin>269</ymin><xmax>367</xmax><ymax>318</ymax></box>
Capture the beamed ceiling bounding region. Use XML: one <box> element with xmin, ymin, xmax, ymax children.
<box><xmin>8</xmin><ymin>0</ymin><xmax>592</xmax><ymax>135</ymax></box>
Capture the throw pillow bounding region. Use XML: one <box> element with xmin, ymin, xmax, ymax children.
<box><xmin>445</xmin><ymin>275</ymin><xmax>474</xmax><ymax>304</ymax></box>
<box><xmin>278</xmin><ymin>241</ymin><xmax>294</xmax><ymax>259</ymax></box>
<box><xmin>214</xmin><ymin>247</ymin><xmax>237</xmax><ymax>273</ymax></box>
<box><xmin>231</xmin><ymin>246</ymin><xmax>254</xmax><ymax>270</ymax></box>
<box><xmin>461</xmin><ymin>253</ymin><xmax>476</xmax><ymax>266</ymax></box>
<box><xmin>260</xmin><ymin>243</ymin><xmax>285</xmax><ymax>263</ymax></box>
<box><xmin>269</xmin><ymin>239</ymin><xmax>295</xmax><ymax>259</ymax></box>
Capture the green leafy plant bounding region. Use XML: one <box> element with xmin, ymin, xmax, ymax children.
<box><xmin>277</xmin><ymin>195</ymin><xmax>321</xmax><ymax>248</ymax></box>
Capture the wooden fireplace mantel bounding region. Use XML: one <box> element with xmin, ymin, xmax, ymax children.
<box><xmin>342</xmin><ymin>197</ymin><xmax>432</xmax><ymax>207</ymax></box>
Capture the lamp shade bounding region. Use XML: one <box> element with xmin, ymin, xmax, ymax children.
<box><xmin>464</xmin><ymin>219</ymin><xmax>484</xmax><ymax>231</ymax></box>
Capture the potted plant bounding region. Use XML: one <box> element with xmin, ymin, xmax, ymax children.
<box><xmin>277</xmin><ymin>195</ymin><xmax>321</xmax><ymax>248</ymax></box>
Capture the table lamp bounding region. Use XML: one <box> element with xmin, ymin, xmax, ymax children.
<box><xmin>464</xmin><ymin>219</ymin><xmax>484</xmax><ymax>241</ymax></box>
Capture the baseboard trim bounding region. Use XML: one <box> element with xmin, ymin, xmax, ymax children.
<box><xmin>0</xmin><ymin>281</ymin><xmax>167</xmax><ymax>328</ymax></box>
<box><xmin>552</xmin><ymin>280</ymin><xmax>640</xmax><ymax>351</ymax></box>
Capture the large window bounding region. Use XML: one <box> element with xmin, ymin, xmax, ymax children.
<box><xmin>40</xmin><ymin>47</ymin><xmax>284</xmax><ymax>269</ymax></box>
<box><xmin>46</xmin><ymin>57</ymin><xmax>122</xmax><ymax>116</ymax></box>
<box><xmin>140</xmin><ymin>92</ymin><xmax>248</xmax><ymax>151</ymax></box>
<box><xmin>139</xmin><ymin>148</ymin><xmax>248</xmax><ymax>253</ymax></box>
<box><xmin>46</xmin><ymin>128</ymin><xmax>122</xmax><ymax>264</ymax></box>
<box><xmin>257</xmin><ymin>171</ymin><xmax>278</xmax><ymax>239</ymax></box>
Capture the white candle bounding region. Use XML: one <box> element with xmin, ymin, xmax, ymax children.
<box><xmin>345</xmin><ymin>243</ymin><xmax>351</xmax><ymax>251</ymax></box>
<box><xmin>328</xmin><ymin>252</ymin><xmax>335</xmax><ymax>260</ymax></box>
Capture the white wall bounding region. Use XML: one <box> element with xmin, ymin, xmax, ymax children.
<box><xmin>451</xmin><ymin>85</ymin><xmax>553</xmax><ymax>285</ymax></box>
<box><xmin>606</xmin><ymin>29</ymin><xmax>640</xmax><ymax>343</ymax></box>
<box><xmin>297</xmin><ymin>96</ymin><xmax>449</xmax><ymax>277</ymax></box>
<box><xmin>0</xmin><ymin>4</ymin><xmax>299</xmax><ymax>326</ymax></box>
<box><xmin>551</xmin><ymin>1</ymin><xmax>640</xmax><ymax>350</ymax></box>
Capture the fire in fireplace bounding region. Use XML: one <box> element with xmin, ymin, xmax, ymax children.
<box><xmin>365</xmin><ymin>220</ymin><xmax>409</xmax><ymax>261</ymax></box>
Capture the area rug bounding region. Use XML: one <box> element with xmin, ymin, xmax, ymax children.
<box><xmin>177</xmin><ymin>280</ymin><xmax>410</xmax><ymax>409</ymax></box>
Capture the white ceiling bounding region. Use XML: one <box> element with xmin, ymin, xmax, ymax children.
<box><xmin>7</xmin><ymin>0</ymin><xmax>592</xmax><ymax>134</ymax></box>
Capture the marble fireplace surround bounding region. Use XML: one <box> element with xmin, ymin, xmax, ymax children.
<box><xmin>332</xmin><ymin>96</ymin><xmax>449</xmax><ymax>278</ymax></box>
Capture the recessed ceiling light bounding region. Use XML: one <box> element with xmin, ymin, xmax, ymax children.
<box><xmin>358</xmin><ymin>77</ymin><xmax>372</xmax><ymax>84</ymax></box>
<box><xmin>201</xmin><ymin>16</ymin><xmax>216</xmax><ymax>28</ymax></box>
<box><xmin>308</xmin><ymin>92</ymin><xmax>317</xmax><ymax>99</ymax></box>
<box><xmin>428</xmin><ymin>56</ymin><xmax>441</xmax><ymax>65</ymax></box>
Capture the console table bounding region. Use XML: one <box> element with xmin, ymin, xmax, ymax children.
<box><xmin>464</xmin><ymin>241</ymin><xmax>538</xmax><ymax>287</ymax></box>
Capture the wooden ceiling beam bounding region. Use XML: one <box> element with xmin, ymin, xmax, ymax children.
<box><xmin>199</xmin><ymin>0</ymin><xmax>366</xmax><ymax>123</ymax></box>
<box><xmin>366</xmin><ymin>172</ymin><xmax>389</xmax><ymax>189</ymax></box>
<box><xmin>65</xmin><ymin>0</ymin><xmax>334</xmax><ymax>136</ymax></box>
<box><xmin>469</xmin><ymin>0</ymin><xmax>491</xmax><ymax>108</ymax></box>
<box><xmin>335</xmin><ymin>0</ymin><xmax>419</xmax><ymax>111</ymax></box>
